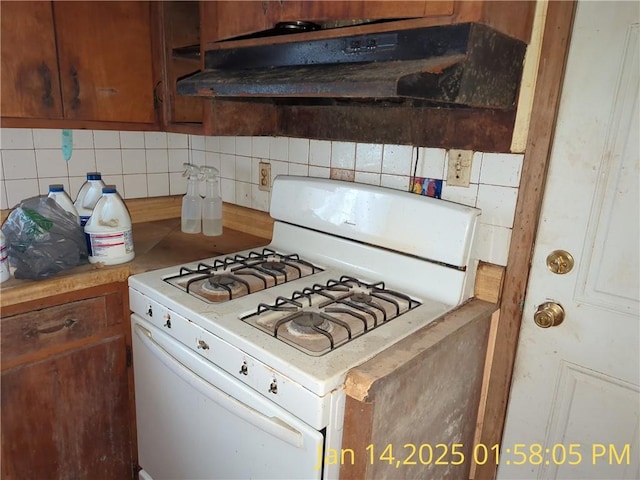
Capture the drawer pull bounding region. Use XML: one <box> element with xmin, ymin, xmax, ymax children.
<box><xmin>26</xmin><ymin>318</ymin><xmax>77</xmax><ymax>337</ymax></box>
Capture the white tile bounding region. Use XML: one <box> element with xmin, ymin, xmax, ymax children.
<box><xmin>38</xmin><ymin>177</ymin><xmax>70</xmax><ymax>196</ymax></box>
<box><xmin>288</xmin><ymin>163</ymin><xmax>308</xmax><ymax>176</ymax></box>
<box><xmin>474</xmin><ymin>223</ymin><xmax>512</xmax><ymax>266</ymax></box>
<box><xmin>252</xmin><ymin>136</ymin><xmax>270</xmax><ymax>158</ymax></box>
<box><xmin>220</xmin><ymin>154</ymin><xmax>236</xmax><ymax>180</ymax></box>
<box><xmin>67</xmin><ymin>150</ymin><xmax>96</xmax><ymax>177</ymax></box>
<box><xmin>191</xmin><ymin>149</ymin><xmax>205</xmax><ymax>167</ymax></box>
<box><xmin>120</xmin><ymin>131</ymin><xmax>145</xmax><ymax>149</ymax></box>
<box><xmin>35</xmin><ymin>149</ymin><xmax>69</xmax><ymax>178</ymax></box>
<box><xmin>205</xmin><ymin>152</ymin><xmax>221</xmax><ymax>171</ymax></box>
<box><xmin>270</xmin><ymin>160</ymin><xmax>289</xmax><ymax>180</ymax></box>
<box><xmin>476</xmin><ymin>184</ymin><xmax>519</xmax><ymax>228</ymax></box>
<box><xmin>168</xmin><ymin>149</ymin><xmax>188</xmax><ymax>172</ymax></box>
<box><xmin>203</xmin><ymin>135</ymin><xmax>219</xmax><ymax>152</ymax></box>
<box><xmin>144</xmin><ymin>131</ymin><xmax>168</xmax><ymax>149</ymax></box>
<box><xmin>251</xmin><ymin>184</ymin><xmax>270</xmax><ymax>212</ymax></box>
<box><xmin>95</xmin><ymin>149</ymin><xmax>123</xmax><ymax>175</ymax></box>
<box><xmin>190</xmin><ymin>134</ymin><xmax>206</xmax><ymax>151</ymax></box>
<box><xmin>219</xmin><ymin>136</ymin><xmax>236</xmax><ymax>154</ymax></box>
<box><xmin>382</xmin><ymin>144</ymin><xmax>413</xmax><ymax>175</ymax></box>
<box><xmin>221</xmin><ymin>178</ymin><xmax>235</xmax><ymax>203</ymax></box>
<box><xmin>441</xmin><ymin>182</ymin><xmax>479</xmax><ymax>207</ymax></box>
<box><xmin>416</xmin><ymin>147</ymin><xmax>446</xmax><ymax>179</ymax></box>
<box><xmin>2</xmin><ymin>150</ymin><xmax>37</xmax><ymax>179</ymax></box>
<box><xmin>355</xmin><ymin>171</ymin><xmax>381</xmax><ymax>186</ymax></box>
<box><xmin>122</xmin><ymin>149</ymin><xmax>147</xmax><ymax>174</ymax></box>
<box><xmin>32</xmin><ymin>128</ymin><xmax>61</xmax><ymax>148</ymax></box>
<box><xmin>70</xmin><ymin>129</ymin><xmax>94</xmax><ymax>149</ymax></box>
<box><xmin>1</xmin><ymin>128</ymin><xmax>34</xmax><ymax>149</ymax></box>
<box><xmin>331</xmin><ymin>141</ymin><xmax>356</xmax><ymax>169</ymax></box>
<box><xmin>147</xmin><ymin>149</ymin><xmax>169</xmax><ymax>174</ymax></box>
<box><xmin>355</xmin><ymin>143</ymin><xmax>383</xmax><ymax>173</ymax></box>
<box><xmin>269</xmin><ymin>137</ymin><xmax>288</xmax><ymax>161</ymax></box>
<box><xmin>380</xmin><ymin>174</ymin><xmax>410</xmax><ymax>191</ymax></box>
<box><xmin>309</xmin><ymin>140</ymin><xmax>331</xmax><ymax>167</ymax></box>
<box><xmin>147</xmin><ymin>173</ymin><xmax>170</xmax><ymax>197</ymax></box>
<box><xmin>309</xmin><ymin>166</ymin><xmax>330</xmax><ymax>178</ymax></box>
<box><xmin>480</xmin><ymin>152</ymin><xmax>523</xmax><ymax>187</ymax></box>
<box><xmin>69</xmin><ymin>176</ymin><xmax>88</xmax><ymax>200</ymax></box>
<box><xmin>4</xmin><ymin>179</ymin><xmax>40</xmax><ymax>207</ymax></box>
<box><xmin>0</xmin><ymin>181</ymin><xmax>8</xmax><ymax>209</ymax></box>
<box><xmin>236</xmin><ymin>155</ymin><xmax>252</xmax><ymax>182</ymax></box>
<box><xmin>236</xmin><ymin>136</ymin><xmax>252</xmax><ymax>157</ymax></box>
<box><xmin>101</xmin><ymin>175</ymin><xmax>125</xmax><ymax>197</ymax></box>
<box><xmin>289</xmin><ymin>138</ymin><xmax>309</xmax><ymax>164</ymax></box>
<box><xmin>235</xmin><ymin>181</ymin><xmax>251</xmax><ymax>207</ymax></box>
<box><xmin>168</xmin><ymin>132</ymin><xmax>189</xmax><ymax>149</ymax></box>
<box><xmin>123</xmin><ymin>174</ymin><xmax>148</xmax><ymax>199</ymax></box>
<box><xmin>93</xmin><ymin>130</ymin><xmax>121</xmax><ymax>148</ymax></box>
<box><xmin>169</xmin><ymin>172</ymin><xmax>187</xmax><ymax>195</ymax></box>
<box><xmin>470</xmin><ymin>152</ymin><xmax>483</xmax><ymax>183</ymax></box>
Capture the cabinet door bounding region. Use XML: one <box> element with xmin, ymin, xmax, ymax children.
<box><xmin>53</xmin><ymin>1</ymin><xmax>155</xmax><ymax>123</ymax></box>
<box><xmin>0</xmin><ymin>1</ymin><xmax>63</xmax><ymax>119</ymax></box>
<box><xmin>1</xmin><ymin>336</ymin><xmax>132</xmax><ymax>479</ymax></box>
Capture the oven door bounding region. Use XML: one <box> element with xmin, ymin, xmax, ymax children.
<box><xmin>131</xmin><ymin>314</ymin><xmax>324</xmax><ymax>480</ymax></box>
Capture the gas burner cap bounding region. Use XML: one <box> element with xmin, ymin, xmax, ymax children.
<box><xmin>262</xmin><ymin>261</ymin><xmax>286</xmax><ymax>271</ymax></box>
<box><xmin>204</xmin><ymin>274</ymin><xmax>237</xmax><ymax>291</ymax></box>
<box><xmin>287</xmin><ymin>312</ymin><xmax>333</xmax><ymax>336</ymax></box>
<box><xmin>351</xmin><ymin>292</ymin><xmax>373</xmax><ymax>303</ymax></box>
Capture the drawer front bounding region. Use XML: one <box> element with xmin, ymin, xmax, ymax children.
<box><xmin>1</xmin><ymin>296</ymin><xmax>114</xmax><ymax>364</ymax></box>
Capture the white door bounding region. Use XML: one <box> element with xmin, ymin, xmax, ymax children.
<box><xmin>498</xmin><ymin>2</ymin><xmax>639</xmax><ymax>480</ymax></box>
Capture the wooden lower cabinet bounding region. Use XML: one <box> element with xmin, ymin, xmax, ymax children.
<box><xmin>0</xmin><ymin>282</ymin><xmax>136</xmax><ymax>480</ymax></box>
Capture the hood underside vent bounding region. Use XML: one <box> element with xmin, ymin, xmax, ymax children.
<box><xmin>177</xmin><ymin>23</ymin><xmax>527</xmax><ymax>109</ymax></box>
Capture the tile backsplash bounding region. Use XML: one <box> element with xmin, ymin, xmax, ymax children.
<box><xmin>0</xmin><ymin>128</ymin><xmax>522</xmax><ymax>266</ymax></box>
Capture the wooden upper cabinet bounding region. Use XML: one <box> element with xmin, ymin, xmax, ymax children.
<box><xmin>0</xmin><ymin>2</ymin><xmax>62</xmax><ymax>119</ymax></box>
<box><xmin>1</xmin><ymin>1</ymin><xmax>156</xmax><ymax>126</ymax></box>
<box><xmin>54</xmin><ymin>1</ymin><xmax>155</xmax><ymax>123</ymax></box>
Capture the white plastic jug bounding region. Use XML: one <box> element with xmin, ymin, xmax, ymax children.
<box><xmin>0</xmin><ymin>231</ymin><xmax>10</xmax><ymax>283</ymax></box>
<box><xmin>74</xmin><ymin>172</ymin><xmax>106</xmax><ymax>226</ymax></box>
<box><xmin>84</xmin><ymin>186</ymin><xmax>135</xmax><ymax>265</ymax></box>
<box><xmin>48</xmin><ymin>184</ymin><xmax>80</xmax><ymax>224</ymax></box>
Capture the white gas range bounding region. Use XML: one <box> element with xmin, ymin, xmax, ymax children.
<box><xmin>128</xmin><ymin>175</ymin><xmax>480</xmax><ymax>480</ymax></box>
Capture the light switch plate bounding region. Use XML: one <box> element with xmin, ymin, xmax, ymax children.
<box><xmin>259</xmin><ymin>162</ymin><xmax>271</xmax><ymax>191</ymax></box>
<box><xmin>446</xmin><ymin>150</ymin><xmax>473</xmax><ymax>187</ymax></box>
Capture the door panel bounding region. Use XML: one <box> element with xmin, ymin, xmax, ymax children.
<box><xmin>498</xmin><ymin>2</ymin><xmax>640</xmax><ymax>479</ymax></box>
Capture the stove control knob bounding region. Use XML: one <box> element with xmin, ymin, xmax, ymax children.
<box><xmin>146</xmin><ymin>306</ymin><xmax>153</xmax><ymax>317</ymax></box>
<box><xmin>163</xmin><ymin>314</ymin><xmax>171</xmax><ymax>329</ymax></box>
<box><xmin>197</xmin><ymin>339</ymin><xmax>210</xmax><ymax>350</ymax></box>
<box><xmin>269</xmin><ymin>379</ymin><xmax>278</xmax><ymax>394</ymax></box>
<box><xmin>239</xmin><ymin>362</ymin><xmax>248</xmax><ymax>375</ymax></box>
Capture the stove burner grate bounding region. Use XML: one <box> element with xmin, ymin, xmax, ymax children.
<box><xmin>243</xmin><ymin>275</ymin><xmax>421</xmax><ymax>355</ymax></box>
<box><xmin>163</xmin><ymin>248</ymin><xmax>323</xmax><ymax>303</ymax></box>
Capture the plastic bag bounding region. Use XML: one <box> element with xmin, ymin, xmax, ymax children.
<box><xmin>1</xmin><ymin>196</ymin><xmax>88</xmax><ymax>280</ymax></box>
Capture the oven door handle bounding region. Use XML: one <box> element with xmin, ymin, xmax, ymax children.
<box><xmin>134</xmin><ymin>324</ymin><xmax>304</xmax><ymax>448</ymax></box>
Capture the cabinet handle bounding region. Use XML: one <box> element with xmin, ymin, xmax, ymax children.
<box><xmin>26</xmin><ymin>318</ymin><xmax>77</xmax><ymax>337</ymax></box>
<box><xmin>69</xmin><ymin>66</ymin><xmax>80</xmax><ymax>110</ymax></box>
<box><xmin>38</xmin><ymin>62</ymin><xmax>54</xmax><ymax>108</ymax></box>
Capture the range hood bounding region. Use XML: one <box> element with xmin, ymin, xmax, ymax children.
<box><xmin>176</xmin><ymin>23</ymin><xmax>527</xmax><ymax>109</ymax></box>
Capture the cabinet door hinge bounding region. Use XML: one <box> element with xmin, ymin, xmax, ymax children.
<box><xmin>126</xmin><ymin>345</ymin><xmax>133</xmax><ymax>368</ymax></box>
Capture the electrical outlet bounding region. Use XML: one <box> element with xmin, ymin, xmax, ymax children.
<box><xmin>446</xmin><ymin>150</ymin><xmax>473</xmax><ymax>187</ymax></box>
<box><xmin>259</xmin><ymin>162</ymin><xmax>271</xmax><ymax>192</ymax></box>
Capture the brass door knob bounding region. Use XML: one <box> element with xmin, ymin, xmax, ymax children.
<box><xmin>534</xmin><ymin>302</ymin><xmax>565</xmax><ymax>328</ymax></box>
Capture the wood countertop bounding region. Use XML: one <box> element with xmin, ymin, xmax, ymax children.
<box><xmin>0</xmin><ymin>218</ymin><xmax>269</xmax><ymax>308</ymax></box>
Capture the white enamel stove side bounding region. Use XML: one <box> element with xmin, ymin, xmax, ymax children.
<box><xmin>129</xmin><ymin>287</ymin><xmax>336</xmax><ymax>430</ymax></box>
